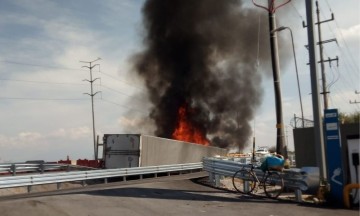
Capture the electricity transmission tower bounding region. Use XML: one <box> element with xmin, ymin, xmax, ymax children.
<box><xmin>80</xmin><ymin>57</ymin><xmax>101</xmax><ymax>160</ymax></box>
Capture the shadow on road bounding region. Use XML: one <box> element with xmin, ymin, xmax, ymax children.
<box><xmin>76</xmin><ymin>178</ymin><xmax>288</xmax><ymax>205</ymax></box>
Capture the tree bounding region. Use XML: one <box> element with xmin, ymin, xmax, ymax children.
<box><xmin>339</xmin><ymin>111</ymin><xmax>360</xmax><ymax>124</ymax></box>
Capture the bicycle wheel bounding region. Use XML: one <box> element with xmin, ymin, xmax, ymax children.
<box><xmin>264</xmin><ymin>172</ymin><xmax>284</xmax><ymax>198</ymax></box>
<box><xmin>232</xmin><ymin>169</ymin><xmax>256</xmax><ymax>194</ymax></box>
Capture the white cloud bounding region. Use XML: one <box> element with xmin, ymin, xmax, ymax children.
<box><xmin>49</xmin><ymin>127</ymin><xmax>91</xmax><ymax>139</ymax></box>
<box><xmin>337</xmin><ymin>24</ymin><xmax>360</xmax><ymax>44</ymax></box>
<box><xmin>0</xmin><ymin>127</ymin><xmax>91</xmax><ymax>148</ymax></box>
<box><xmin>0</xmin><ymin>131</ymin><xmax>45</xmax><ymax>149</ymax></box>
<box><xmin>18</xmin><ymin>131</ymin><xmax>43</xmax><ymax>141</ymax></box>
<box><xmin>49</xmin><ymin>128</ymin><xmax>67</xmax><ymax>138</ymax></box>
<box><xmin>68</xmin><ymin>127</ymin><xmax>92</xmax><ymax>139</ymax></box>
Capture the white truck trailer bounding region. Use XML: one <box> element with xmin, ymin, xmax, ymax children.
<box><xmin>103</xmin><ymin>134</ymin><xmax>227</xmax><ymax>169</ymax></box>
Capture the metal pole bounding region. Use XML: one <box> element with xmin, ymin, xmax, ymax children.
<box><xmin>252</xmin><ymin>0</ymin><xmax>291</xmax><ymax>158</ymax></box>
<box><xmin>252</xmin><ymin>119</ymin><xmax>256</xmax><ymax>162</ymax></box>
<box><xmin>316</xmin><ymin>1</ymin><xmax>329</xmax><ymax>110</ymax></box>
<box><xmin>288</xmin><ymin>28</ymin><xmax>305</xmax><ymax>128</ymax></box>
<box><xmin>305</xmin><ymin>0</ymin><xmax>327</xmax><ymax>181</ymax></box>
<box><xmin>268</xmin><ymin>2</ymin><xmax>286</xmax><ymax>158</ymax></box>
<box><xmin>89</xmin><ymin>63</ymin><xmax>96</xmax><ymax>160</ymax></box>
<box><xmin>271</xmin><ymin>27</ymin><xmax>305</xmax><ymax>128</ymax></box>
<box><xmin>81</xmin><ymin>58</ymin><xmax>101</xmax><ymax>160</ymax></box>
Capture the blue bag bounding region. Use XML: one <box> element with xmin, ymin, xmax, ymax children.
<box><xmin>260</xmin><ymin>155</ymin><xmax>284</xmax><ymax>172</ymax></box>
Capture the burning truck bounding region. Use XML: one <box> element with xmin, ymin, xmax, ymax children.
<box><xmin>102</xmin><ymin>134</ymin><xmax>226</xmax><ymax>169</ymax></box>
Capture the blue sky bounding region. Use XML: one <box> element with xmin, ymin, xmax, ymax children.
<box><xmin>0</xmin><ymin>0</ymin><xmax>358</xmax><ymax>162</ymax></box>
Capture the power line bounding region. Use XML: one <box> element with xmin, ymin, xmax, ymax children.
<box><xmin>326</xmin><ymin>64</ymin><xmax>339</xmax><ymax>90</ymax></box>
<box><xmin>290</xmin><ymin>1</ymin><xmax>303</xmax><ymax>20</ymax></box>
<box><xmin>96</xmin><ymin>70</ymin><xmax>146</xmax><ymax>92</ymax></box>
<box><xmin>0</xmin><ymin>78</ymin><xmax>86</xmax><ymax>86</ymax></box>
<box><xmin>315</xmin><ymin>1</ymin><xmax>360</xmax><ymax>113</ymax></box>
<box><xmin>98</xmin><ymin>84</ymin><xmax>144</xmax><ymax>102</ymax></box>
<box><xmin>0</xmin><ymin>97</ymin><xmax>87</xmax><ymax>101</ymax></box>
<box><xmin>100</xmin><ymin>98</ymin><xmax>149</xmax><ymax>115</ymax></box>
<box><xmin>0</xmin><ymin>95</ymin><xmax>151</xmax><ymax>114</ymax></box>
<box><xmin>0</xmin><ymin>77</ymin><xmax>146</xmax><ymax>103</ymax></box>
<box><xmin>0</xmin><ymin>60</ymin><xmax>86</xmax><ymax>71</ymax></box>
<box><xmin>321</xmin><ymin>1</ymin><xmax>360</xmax><ymax>75</ymax></box>
<box><xmin>1</xmin><ymin>59</ymin><xmax>148</xmax><ymax>93</ymax></box>
<box><xmin>324</xmin><ymin>0</ymin><xmax>333</xmax><ymax>13</ymax></box>
<box><xmin>334</xmin><ymin>26</ymin><xmax>360</xmax><ymax>72</ymax></box>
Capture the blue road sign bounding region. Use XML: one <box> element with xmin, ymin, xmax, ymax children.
<box><xmin>324</xmin><ymin>109</ymin><xmax>344</xmax><ymax>204</ymax></box>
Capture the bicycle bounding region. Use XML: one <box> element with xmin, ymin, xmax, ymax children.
<box><xmin>232</xmin><ymin>163</ymin><xmax>284</xmax><ymax>198</ymax></box>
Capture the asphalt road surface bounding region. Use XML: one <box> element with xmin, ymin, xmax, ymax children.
<box><xmin>0</xmin><ymin>173</ymin><xmax>357</xmax><ymax>216</ymax></box>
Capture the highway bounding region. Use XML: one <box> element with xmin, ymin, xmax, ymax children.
<box><xmin>0</xmin><ymin>172</ymin><xmax>357</xmax><ymax>216</ymax></box>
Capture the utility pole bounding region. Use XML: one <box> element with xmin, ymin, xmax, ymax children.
<box><xmin>271</xmin><ymin>26</ymin><xmax>305</xmax><ymax>128</ymax></box>
<box><xmin>314</xmin><ymin>0</ymin><xmax>336</xmax><ymax>110</ymax></box>
<box><xmin>252</xmin><ymin>120</ymin><xmax>256</xmax><ymax>162</ymax></box>
<box><xmin>80</xmin><ymin>57</ymin><xmax>101</xmax><ymax>160</ymax></box>
<box><xmin>252</xmin><ymin>0</ymin><xmax>291</xmax><ymax>158</ymax></box>
<box><xmin>305</xmin><ymin>0</ymin><xmax>327</xmax><ymax>183</ymax></box>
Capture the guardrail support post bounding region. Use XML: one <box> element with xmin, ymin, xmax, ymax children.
<box><xmin>40</xmin><ymin>164</ymin><xmax>45</xmax><ymax>174</ymax></box>
<box><xmin>123</xmin><ymin>176</ymin><xmax>127</xmax><ymax>182</ymax></box>
<box><xmin>215</xmin><ymin>174</ymin><xmax>221</xmax><ymax>187</ymax></box>
<box><xmin>244</xmin><ymin>181</ymin><xmax>250</xmax><ymax>192</ymax></box>
<box><xmin>11</xmin><ymin>164</ymin><xmax>16</xmax><ymax>176</ymax></box>
<box><xmin>57</xmin><ymin>183</ymin><xmax>62</xmax><ymax>190</ymax></box>
<box><xmin>155</xmin><ymin>173</ymin><xmax>158</xmax><ymax>178</ymax></box>
<box><xmin>104</xmin><ymin>178</ymin><xmax>108</xmax><ymax>184</ymax></box>
<box><xmin>295</xmin><ymin>189</ymin><xmax>303</xmax><ymax>202</ymax></box>
<box><xmin>209</xmin><ymin>172</ymin><xmax>215</xmax><ymax>186</ymax></box>
<box><xmin>82</xmin><ymin>180</ymin><xmax>86</xmax><ymax>187</ymax></box>
<box><xmin>27</xmin><ymin>185</ymin><xmax>32</xmax><ymax>193</ymax></box>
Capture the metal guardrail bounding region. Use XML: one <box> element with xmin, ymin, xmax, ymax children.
<box><xmin>0</xmin><ymin>163</ymin><xmax>96</xmax><ymax>176</ymax></box>
<box><xmin>203</xmin><ymin>157</ymin><xmax>320</xmax><ymax>202</ymax></box>
<box><xmin>0</xmin><ymin>162</ymin><xmax>202</xmax><ymax>191</ymax></box>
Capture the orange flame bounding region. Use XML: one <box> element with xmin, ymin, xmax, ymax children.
<box><xmin>172</xmin><ymin>105</ymin><xmax>209</xmax><ymax>146</ymax></box>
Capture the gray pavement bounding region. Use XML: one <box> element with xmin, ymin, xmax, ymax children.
<box><xmin>0</xmin><ymin>173</ymin><xmax>358</xmax><ymax>216</ymax></box>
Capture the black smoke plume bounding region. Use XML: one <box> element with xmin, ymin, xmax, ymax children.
<box><xmin>131</xmin><ymin>0</ymin><xmax>276</xmax><ymax>150</ymax></box>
